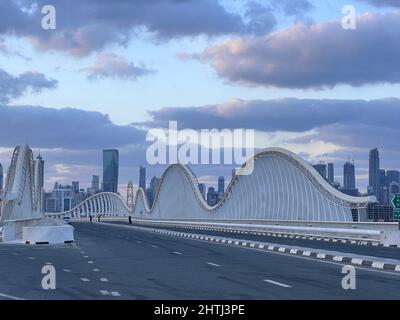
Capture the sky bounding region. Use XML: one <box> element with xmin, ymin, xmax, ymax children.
<box><xmin>0</xmin><ymin>0</ymin><xmax>399</xmax><ymax>194</ymax></box>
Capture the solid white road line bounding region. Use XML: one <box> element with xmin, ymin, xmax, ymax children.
<box><xmin>263</xmin><ymin>279</ymin><xmax>292</xmax><ymax>288</ymax></box>
<box><xmin>207</xmin><ymin>262</ymin><xmax>221</xmax><ymax>267</ymax></box>
<box><xmin>0</xmin><ymin>293</ymin><xmax>26</xmax><ymax>300</ymax></box>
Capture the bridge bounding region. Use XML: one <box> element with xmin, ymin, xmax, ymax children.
<box><xmin>2</xmin><ymin>145</ymin><xmax>400</xmax><ymax>300</ymax></box>
<box><xmin>45</xmin><ymin>147</ymin><xmax>399</xmax><ymax>246</ymax></box>
<box><xmin>0</xmin><ymin>145</ymin><xmax>74</xmax><ymax>244</ymax></box>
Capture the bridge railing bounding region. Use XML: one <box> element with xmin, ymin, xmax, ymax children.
<box><xmin>67</xmin><ymin>215</ymin><xmax>400</xmax><ymax>245</ymax></box>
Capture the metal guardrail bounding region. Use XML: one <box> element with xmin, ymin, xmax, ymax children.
<box><xmin>70</xmin><ymin>216</ymin><xmax>387</xmax><ymax>243</ymax></box>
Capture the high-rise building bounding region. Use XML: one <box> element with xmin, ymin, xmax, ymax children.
<box><xmin>34</xmin><ymin>154</ymin><xmax>45</xmax><ymax>189</ymax></box>
<box><xmin>327</xmin><ymin>163</ymin><xmax>334</xmax><ymax>184</ymax></box>
<box><xmin>150</xmin><ymin>176</ymin><xmax>160</xmax><ymax>192</ymax></box>
<box><xmin>218</xmin><ymin>176</ymin><xmax>225</xmax><ymax>194</ymax></box>
<box><xmin>139</xmin><ymin>166</ymin><xmax>146</xmax><ymax>190</ymax></box>
<box><xmin>72</xmin><ymin>181</ymin><xmax>80</xmax><ymax>193</ymax></box>
<box><xmin>369</xmin><ymin>148</ymin><xmax>380</xmax><ymax>200</ymax></box>
<box><xmin>313</xmin><ymin>163</ymin><xmax>327</xmax><ymax>179</ymax></box>
<box><xmin>379</xmin><ymin>169</ymin><xmax>389</xmax><ymax>204</ymax></box>
<box><xmin>387</xmin><ymin>170</ymin><xmax>400</xmax><ymax>185</ymax></box>
<box><xmin>103</xmin><ymin>149</ymin><xmax>119</xmax><ymax>193</ymax></box>
<box><xmin>343</xmin><ymin>161</ymin><xmax>356</xmax><ymax>190</ymax></box>
<box><xmin>91</xmin><ymin>175</ymin><xmax>100</xmax><ymax>192</ymax></box>
<box><xmin>207</xmin><ymin>187</ymin><xmax>219</xmax><ymax>206</ymax></box>
<box><xmin>146</xmin><ymin>176</ymin><xmax>161</xmax><ymax>207</ymax></box>
<box><xmin>0</xmin><ymin>162</ymin><xmax>3</xmax><ymax>192</ymax></box>
<box><xmin>45</xmin><ymin>183</ymin><xmax>76</xmax><ymax>213</ymax></box>
<box><xmin>34</xmin><ymin>154</ymin><xmax>45</xmax><ymax>213</ymax></box>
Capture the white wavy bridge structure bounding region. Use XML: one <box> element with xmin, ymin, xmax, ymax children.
<box><xmin>0</xmin><ymin>145</ymin><xmax>74</xmax><ymax>244</ymax></box>
<box><xmin>47</xmin><ymin>148</ymin><xmax>400</xmax><ymax>245</ymax></box>
<box><xmin>51</xmin><ymin>148</ymin><xmax>375</xmax><ymax>222</ymax></box>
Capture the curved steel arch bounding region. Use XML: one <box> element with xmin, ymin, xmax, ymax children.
<box><xmin>132</xmin><ymin>148</ymin><xmax>375</xmax><ymax>222</ymax></box>
<box><xmin>45</xmin><ymin>192</ymin><xmax>131</xmax><ymax>218</ymax></box>
<box><xmin>46</xmin><ymin>148</ymin><xmax>376</xmax><ymax>222</ymax></box>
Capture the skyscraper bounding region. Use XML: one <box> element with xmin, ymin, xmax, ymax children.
<box><xmin>218</xmin><ymin>176</ymin><xmax>225</xmax><ymax>194</ymax></box>
<box><xmin>34</xmin><ymin>154</ymin><xmax>45</xmax><ymax>189</ymax></box>
<box><xmin>387</xmin><ymin>170</ymin><xmax>400</xmax><ymax>184</ymax></box>
<box><xmin>34</xmin><ymin>154</ymin><xmax>45</xmax><ymax>213</ymax></box>
<box><xmin>92</xmin><ymin>175</ymin><xmax>100</xmax><ymax>192</ymax></box>
<box><xmin>72</xmin><ymin>181</ymin><xmax>80</xmax><ymax>193</ymax></box>
<box><xmin>103</xmin><ymin>149</ymin><xmax>119</xmax><ymax>193</ymax></box>
<box><xmin>343</xmin><ymin>161</ymin><xmax>356</xmax><ymax>190</ymax></box>
<box><xmin>369</xmin><ymin>148</ymin><xmax>380</xmax><ymax>199</ymax></box>
<box><xmin>313</xmin><ymin>163</ymin><xmax>327</xmax><ymax>179</ymax></box>
<box><xmin>327</xmin><ymin>163</ymin><xmax>334</xmax><ymax>184</ymax></box>
<box><xmin>139</xmin><ymin>166</ymin><xmax>146</xmax><ymax>190</ymax></box>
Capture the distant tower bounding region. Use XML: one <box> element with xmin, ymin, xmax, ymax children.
<box><xmin>103</xmin><ymin>149</ymin><xmax>119</xmax><ymax>193</ymax></box>
<box><xmin>91</xmin><ymin>175</ymin><xmax>100</xmax><ymax>192</ymax></box>
<box><xmin>313</xmin><ymin>163</ymin><xmax>327</xmax><ymax>179</ymax></box>
<box><xmin>34</xmin><ymin>154</ymin><xmax>45</xmax><ymax>213</ymax></box>
<box><xmin>218</xmin><ymin>176</ymin><xmax>225</xmax><ymax>194</ymax></box>
<box><xmin>343</xmin><ymin>161</ymin><xmax>356</xmax><ymax>190</ymax></box>
<box><xmin>127</xmin><ymin>181</ymin><xmax>134</xmax><ymax>210</ymax></box>
<box><xmin>139</xmin><ymin>166</ymin><xmax>146</xmax><ymax>190</ymax></box>
<box><xmin>327</xmin><ymin>163</ymin><xmax>334</xmax><ymax>184</ymax></box>
<box><xmin>369</xmin><ymin>148</ymin><xmax>380</xmax><ymax>199</ymax></box>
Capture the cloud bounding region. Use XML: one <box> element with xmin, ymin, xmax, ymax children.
<box><xmin>0</xmin><ymin>69</ymin><xmax>57</xmax><ymax>103</ymax></box>
<box><xmin>0</xmin><ymin>104</ymin><xmax>145</xmax><ymax>149</ymax></box>
<box><xmin>0</xmin><ymin>0</ymin><xmax>277</xmax><ymax>57</ymax></box>
<box><xmin>80</xmin><ymin>53</ymin><xmax>154</xmax><ymax>81</ymax></box>
<box><xmin>358</xmin><ymin>0</ymin><xmax>400</xmax><ymax>7</ymax></box>
<box><xmin>269</xmin><ymin>0</ymin><xmax>314</xmax><ymax>18</ymax></box>
<box><xmin>137</xmin><ymin>97</ymin><xmax>400</xmax><ymax>157</ymax></box>
<box><xmin>197</xmin><ymin>12</ymin><xmax>400</xmax><ymax>89</ymax></box>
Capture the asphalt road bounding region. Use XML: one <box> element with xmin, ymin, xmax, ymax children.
<box><xmin>1</xmin><ymin>222</ymin><xmax>400</xmax><ymax>300</ymax></box>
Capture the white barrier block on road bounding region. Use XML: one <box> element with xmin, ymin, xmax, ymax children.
<box><xmin>23</xmin><ymin>225</ymin><xmax>74</xmax><ymax>244</ymax></box>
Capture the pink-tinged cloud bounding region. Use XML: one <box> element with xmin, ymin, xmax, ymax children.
<box><xmin>198</xmin><ymin>12</ymin><xmax>400</xmax><ymax>89</ymax></box>
<box><xmin>80</xmin><ymin>53</ymin><xmax>154</xmax><ymax>81</ymax></box>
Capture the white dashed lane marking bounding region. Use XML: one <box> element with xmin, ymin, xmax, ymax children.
<box><xmin>93</xmin><ymin>268</ymin><xmax>100</xmax><ymax>272</ymax></box>
<box><xmin>111</xmin><ymin>291</ymin><xmax>121</xmax><ymax>297</ymax></box>
<box><xmin>88</xmin><ymin>261</ymin><xmax>94</xmax><ymax>264</ymax></box>
<box><xmin>172</xmin><ymin>252</ymin><xmax>183</xmax><ymax>255</ymax></box>
<box><xmin>80</xmin><ymin>278</ymin><xmax>90</xmax><ymax>282</ymax></box>
<box><xmin>151</xmin><ymin>245</ymin><xmax>159</xmax><ymax>248</ymax></box>
<box><xmin>63</xmin><ymin>269</ymin><xmax>71</xmax><ymax>273</ymax></box>
<box><xmin>206</xmin><ymin>262</ymin><xmax>221</xmax><ymax>267</ymax></box>
<box><xmin>263</xmin><ymin>279</ymin><xmax>292</xmax><ymax>288</ymax></box>
<box><xmin>0</xmin><ymin>293</ymin><xmax>26</xmax><ymax>300</ymax></box>
<box><xmin>100</xmin><ymin>278</ymin><xmax>109</xmax><ymax>282</ymax></box>
<box><xmin>99</xmin><ymin>290</ymin><xmax>110</xmax><ymax>296</ymax></box>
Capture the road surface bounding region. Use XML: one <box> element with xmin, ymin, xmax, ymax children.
<box><xmin>1</xmin><ymin>222</ymin><xmax>400</xmax><ymax>300</ymax></box>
